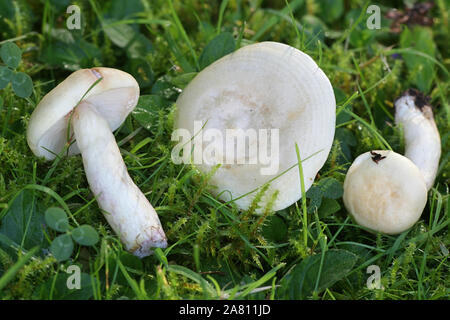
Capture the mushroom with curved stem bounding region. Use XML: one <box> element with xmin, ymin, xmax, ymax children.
<box><xmin>27</xmin><ymin>67</ymin><xmax>167</xmax><ymax>258</ymax></box>
<box><xmin>174</xmin><ymin>41</ymin><xmax>336</xmax><ymax>212</ymax></box>
<box><xmin>343</xmin><ymin>89</ymin><xmax>441</xmax><ymax>235</ymax></box>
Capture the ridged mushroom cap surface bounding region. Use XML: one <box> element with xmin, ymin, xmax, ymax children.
<box><xmin>174</xmin><ymin>42</ymin><xmax>336</xmax><ymax>211</ymax></box>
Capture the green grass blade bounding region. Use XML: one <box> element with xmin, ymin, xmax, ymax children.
<box><xmin>0</xmin><ymin>246</ymin><xmax>38</xmax><ymax>292</ymax></box>
<box><xmin>295</xmin><ymin>143</ymin><xmax>309</xmax><ymax>250</ymax></box>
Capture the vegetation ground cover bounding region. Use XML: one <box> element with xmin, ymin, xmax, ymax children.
<box><xmin>0</xmin><ymin>0</ymin><xmax>448</xmax><ymax>300</ymax></box>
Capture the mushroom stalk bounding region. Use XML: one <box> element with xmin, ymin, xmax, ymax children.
<box><xmin>395</xmin><ymin>89</ymin><xmax>441</xmax><ymax>190</ymax></box>
<box><xmin>72</xmin><ymin>102</ymin><xmax>167</xmax><ymax>257</ymax></box>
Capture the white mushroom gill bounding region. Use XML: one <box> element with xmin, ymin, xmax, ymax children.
<box><xmin>174</xmin><ymin>42</ymin><xmax>336</xmax><ymax>212</ymax></box>
<box><xmin>27</xmin><ymin>68</ymin><xmax>140</xmax><ymax>160</ymax></box>
<box><xmin>72</xmin><ymin>102</ymin><xmax>167</xmax><ymax>257</ymax></box>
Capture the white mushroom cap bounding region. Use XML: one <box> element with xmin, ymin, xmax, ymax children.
<box><xmin>343</xmin><ymin>150</ymin><xmax>427</xmax><ymax>235</ymax></box>
<box><xmin>27</xmin><ymin>67</ymin><xmax>139</xmax><ymax>160</ymax></box>
<box><xmin>174</xmin><ymin>42</ymin><xmax>336</xmax><ymax>211</ymax></box>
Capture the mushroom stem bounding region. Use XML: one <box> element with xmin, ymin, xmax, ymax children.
<box><xmin>72</xmin><ymin>102</ymin><xmax>167</xmax><ymax>258</ymax></box>
<box><xmin>395</xmin><ymin>89</ymin><xmax>441</xmax><ymax>190</ymax></box>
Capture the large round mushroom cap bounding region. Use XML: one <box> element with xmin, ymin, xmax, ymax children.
<box><xmin>174</xmin><ymin>42</ymin><xmax>336</xmax><ymax>211</ymax></box>
<box><xmin>343</xmin><ymin>150</ymin><xmax>427</xmax><ymax>234</ymax></box>
<box><xmin>27</xmin><ymin>67</ymin><xmax>139</xmax><ymax>160</ymax></box>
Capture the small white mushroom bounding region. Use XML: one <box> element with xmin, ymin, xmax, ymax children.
<box><xmin>27</xmin><ymin>67</ymin><xmax>167</xmax><ymax>257</ymax></box>
<box><xmin>343</xmin><ymin>150</ymin><xmax>427</xmax><ymax>234</ymax></box>
<box><xmin>174</xmin><ymin>42</ymin><xmax>336</xmax><ymax>212</ymax></box>
<box><xmin>343</xmin><ymin>90</ymin><xmax>441</xmax><ymax>234</ymax></box>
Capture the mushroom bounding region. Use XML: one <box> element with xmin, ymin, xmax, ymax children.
<box><xmin>27</xmin><ymin>67</ymin><xmax>167</xmax><ymax>257</ymax></box>
<box><xmin>343</xmin><ymin>150</ymin><xmax>427</xmax><ymax>234</ymax></box>
<box><xmin>343</xmin><ymin>89</ymin><xmax>441</xmax><ymax>234</ymax></box>
<box><xmin>395</xmin><ymin>88</ymin><xmax>441</xmax><ymax>190</ymax></box>
<box><xmin>173</xmin><ymin>41</ymin><xmax>336</xmax><ymax>212</ymax></box>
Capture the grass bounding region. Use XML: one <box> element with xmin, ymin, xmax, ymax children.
<box><xmin>0</xmin><ymin>0</ymin><xmax>448</xmax><ymax>300</ymax></box>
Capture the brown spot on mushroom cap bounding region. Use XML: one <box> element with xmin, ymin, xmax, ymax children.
<box><xmin>288</xmin><ymin>108</ymin><xmax>304</xmax><ymax>121</ymax></box>
<box><xmin>91</xmin><ymin>68</ymin><xmax>102</xmax><ymax>79</ymax></box>
<box><xmin>370</xmin><ymin>151</ymin><xmax>387</xmax><ymax>164</ymax></box>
